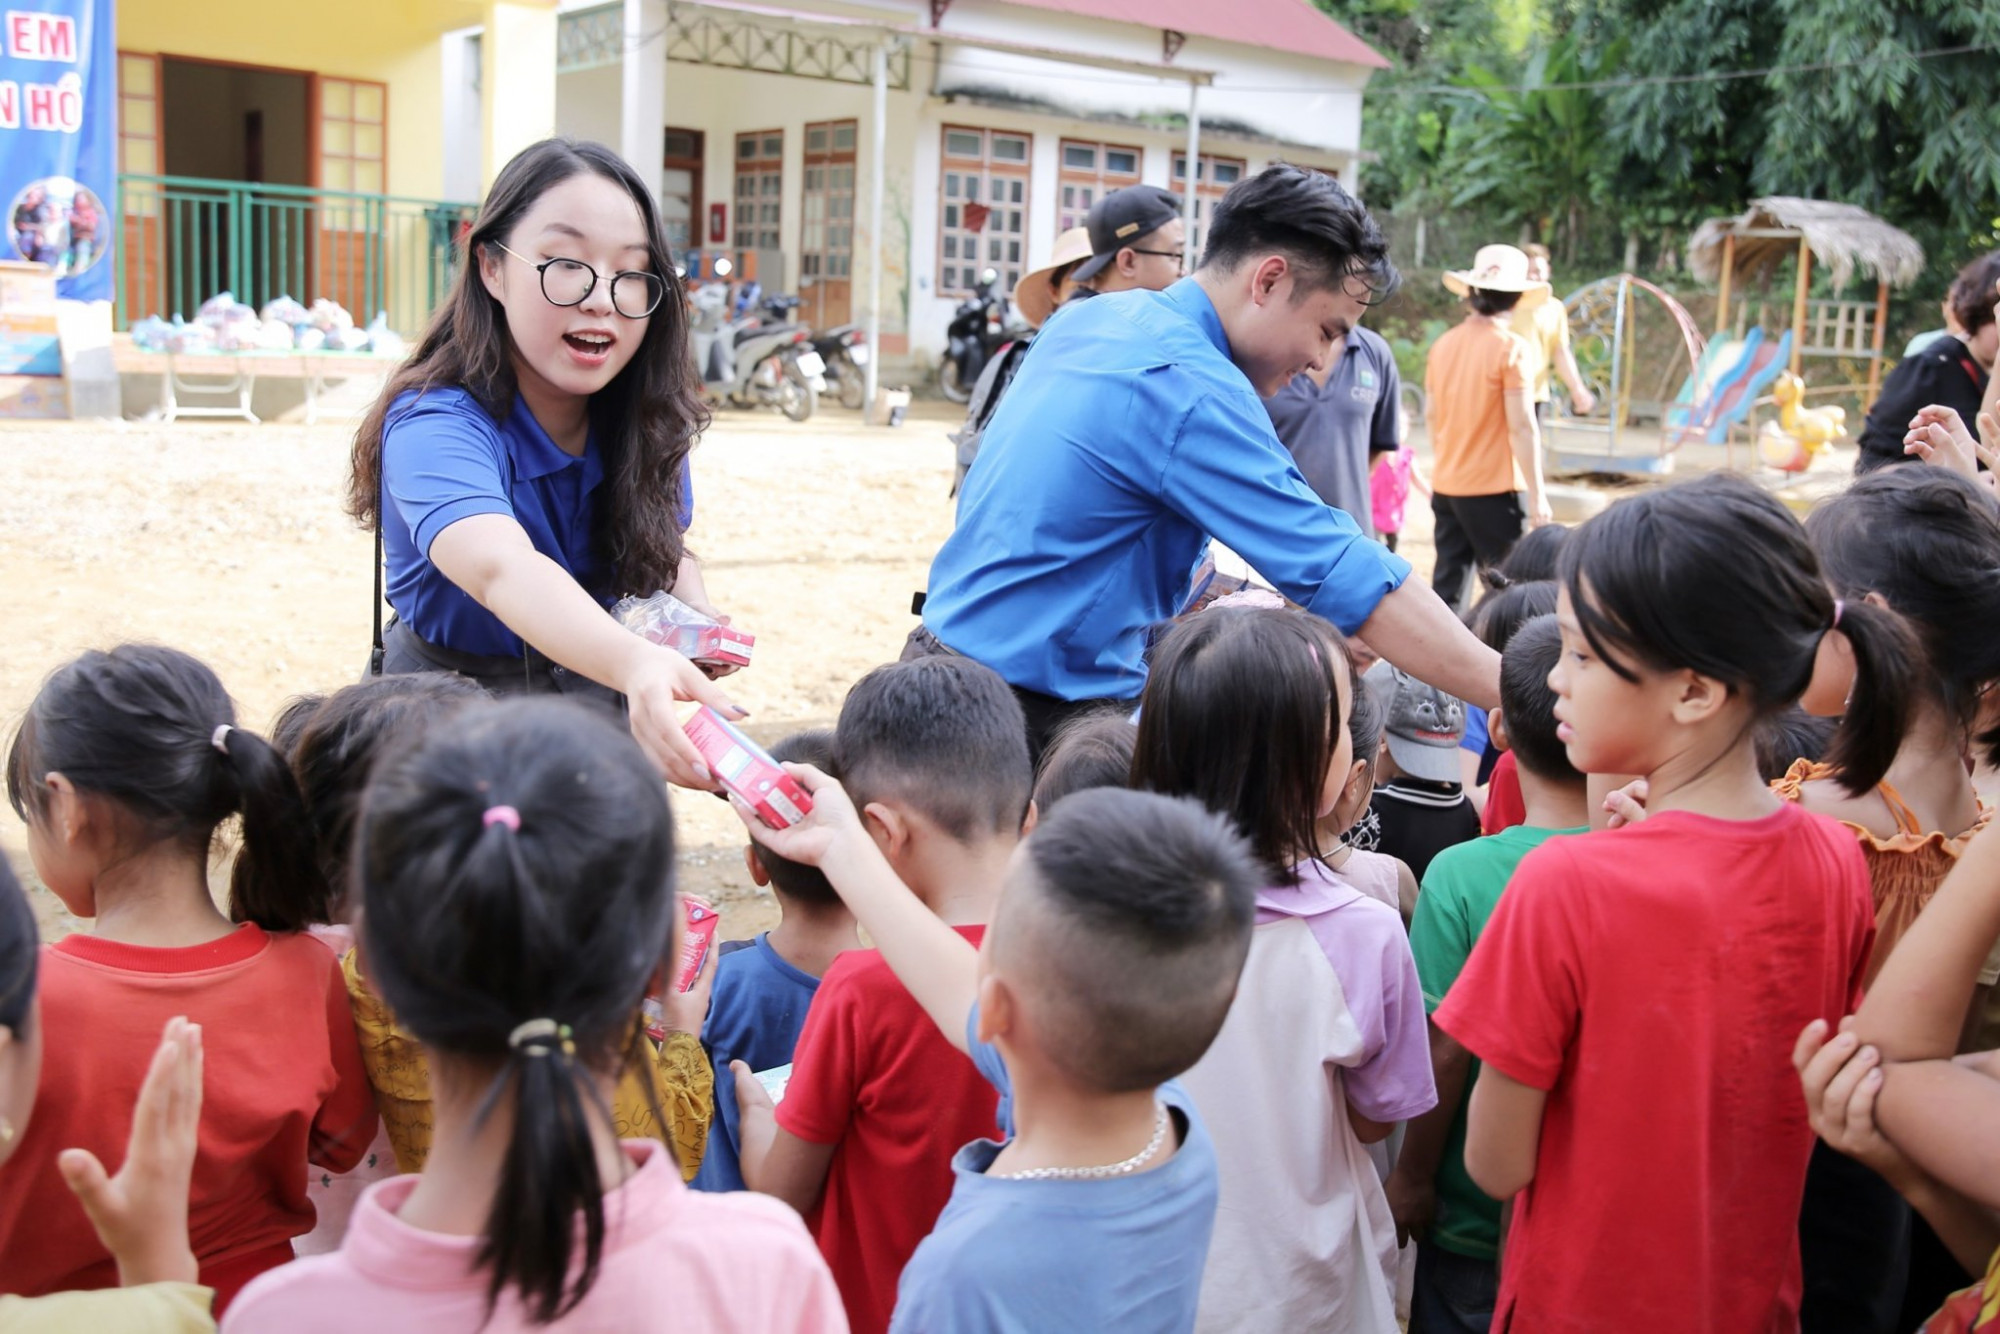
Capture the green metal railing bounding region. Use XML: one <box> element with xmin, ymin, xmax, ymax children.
<box><xmin>114</xmin><ymin>174</ymin><xmax>477</xmax><ymax>335</ymax></box>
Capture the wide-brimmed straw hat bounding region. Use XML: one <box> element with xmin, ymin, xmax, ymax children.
<box><xmin>1015</xmin><ymin>226</ymin><xmax>1094</xmax><ymax>326</ymax></box>
<box><xmin>1443</xmin><ymin>244</ymin><xmax>1551</xmax><ymax>309</ymax></box>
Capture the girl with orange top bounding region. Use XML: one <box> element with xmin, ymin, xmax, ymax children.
<box><xmin>1776</xmin><ymin>467</ymin><xmax>2000</xmax><ymax>1333</ymax></box>
<box><xmin>0</xmin><ymin>646</ymin><xmax>377</xmax><ymax>1314</ymax></box>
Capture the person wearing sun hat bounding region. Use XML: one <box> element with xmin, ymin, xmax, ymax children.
<box><xmin>1014</xmin><ymin>226</ymin><xmax>1095</xmax><ymax>327</ymax></box>
<box><xmin>1424</xmin><ymin>244</ymin><xmax>1552</xmax><ymax>612</ymax></box>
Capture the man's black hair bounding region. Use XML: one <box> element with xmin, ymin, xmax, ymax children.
<box><xmin>1197</xmin><ymin>164</ymin><xmax>1397</xmax><ymax>302</ymax></box>
<box><xmin>1498</xmin><ymin>616</ymin><xmax>1581</xmax><ymax>785</ymax></box>
<box><xmin>1006</xmin><ymin>787</ymin><xmax>1261</xmax><ymax>1091</ymax></box>
<box><xmin>835</xmin><ymin>656</ymin><xmax>1032</xmax><ymax>839</ymax></box>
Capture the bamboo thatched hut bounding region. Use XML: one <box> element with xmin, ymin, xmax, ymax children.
<box><xmin>1688</xmin><ymin>198</ymin><xmax>1925</xmax><ymax>402</ymax></box>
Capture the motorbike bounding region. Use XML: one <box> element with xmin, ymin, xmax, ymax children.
<box><xmin>812</xmin><ymin>324</ymin><xmax>869</xmax><ymax>410</ymax></box>
<box><xmin>939</xmin><ymin>267</ymin><xmax>1016</xmax><ymax>404</ymax></box>
<box><xmin>688</xmin><ymin>271</ymin><xmax>826</xmax><ymax>422</ymax></box>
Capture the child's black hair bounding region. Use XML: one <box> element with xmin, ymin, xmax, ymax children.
<box><xmin>1009</xmin><ymin>787</ymin><xmax>1262</xmax><ymax>1092</ymax></box>
<box><xmin>834</xmin><ymin>657</ymin><xmax>1032</xmax><ymax>839</ymax></box>
<box><xmin>1805</xmin><ymin>467</ymin><xmax>2000</xmax><ymax>769</ymax></box>
<box><xmin>4</xmin><ymin>644</ymin><xmax>327</xmax><ymax>933</ymax></box>
<box><xmin>269</xmin><ymin>692</ymin><xmax>328</xmax><ymax>760</ymax></box>
<box><xmin>1031</xmin><ymin>710</ymin><xmax>1137</xmax><ymax>815</ymax></box>
<box><xmin>281</xmin><ymin>674</ymin><xmax>486</xmax><ymax>911</ymax></box>
<box><xmin>353</xmin><ymin>697</ymin><xmax>676</xmax><ymax>1324</ymax></box>
<box><xmin>753</xmin><ymin>729</ymin><xmax>840</xmax><ymax>906</ymax></box>
<box><xmin>1559</xmin><ymin>473</ymin><xmax>1918</xmax><ymax>794</ymax></box>
<box><xmin>1499</xmin><ymin>616</ymin><xmax>1582</xmax><ymax>784</ymax></box>
<box><xmin>1348</xmin><ymin>667</ymin><xmax>1385</xmax><ymax>779</ymax></box>
<box><xmin>1134</xmin><ymin>608</ymin><xmax>1352</xmax><ymax>883</ymax></box>
<box><xmin>1756</xmin><ymin>708</ymin><xmax>1837</xmax><ymax>784</ymax></box>
<box><xmin>0</xmin><ymin>855</ymin><xmax>36</xmax><ymax>1033</ymax></box>
<box><xmin>1469</xmin><ymin>580</ymin><xmax>1559</xmax><ymax>652</ymax></box>
<box><xmin>1484</xmin><ymin>525</ymin><xmax>1569</xmax><ymax>589</ymax></box>
<box><xmin>1467</xmin><ymin>287</ymin><xmax>1523</xmax><ymax>317</ymax></box>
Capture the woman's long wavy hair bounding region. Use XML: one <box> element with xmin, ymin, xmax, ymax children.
<box><xmin>347</xmin><ymin>138</ymin><xmax>707</xmax><ymax>596</ymax></box>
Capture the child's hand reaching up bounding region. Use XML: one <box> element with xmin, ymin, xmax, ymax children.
<box><xmin>57</xmin><ymin>1016</ymin><xmax>204</xmax><ymax>1288</ymax></box>
<box><xmin>731</xmin><ymin>764</ymin><xmax>868</xmax><ymax>871</ymax></box>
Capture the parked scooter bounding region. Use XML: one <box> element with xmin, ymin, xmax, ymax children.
<box><xmin>688</xmin><ymin>265</ymin><xmax>826</xmax><ymax>421</ymax></box>
<box><xmin>939</xmin><ymin>268</ymin><xmax>1015</xmax><ymax>404</ymax></box>
<box><xmin>813</xmin><ymin>324</ymin><xmax>869</xmax><ymax>410</ymax></box>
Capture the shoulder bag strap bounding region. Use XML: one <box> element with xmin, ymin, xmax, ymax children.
<box><xmin>369</xmin><ymin>509</ymin><xmax>386</xmax><ymax>677</ymax></box>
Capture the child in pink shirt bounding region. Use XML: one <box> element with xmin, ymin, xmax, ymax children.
<box><xmin>225</xmin><ymin>698</ymin><xmax>844</xmax><ymax>1332</ymax></box>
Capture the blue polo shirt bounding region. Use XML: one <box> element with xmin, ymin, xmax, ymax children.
<box><xmin>923</xmin><ymin>278</ymin><xmax>1411</xmax><ymax>702</ymax></box>
<box><xmin>380</xmin><ymin>387</ymin><xmax>691</xmax><ymax>659</ymax></box>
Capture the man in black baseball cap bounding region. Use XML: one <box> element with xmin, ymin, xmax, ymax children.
<box><xmin>1070</xmin><ymin>184</ymin><xmax>1185</xmax><ymax>297</ymax></box>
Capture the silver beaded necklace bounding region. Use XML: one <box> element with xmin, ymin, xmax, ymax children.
<box><xmin>988</xmin><ymin>1101</ymin><xmax>1172</xmax><ymax>1182</ymax></box>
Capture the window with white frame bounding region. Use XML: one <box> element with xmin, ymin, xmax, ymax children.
<box><xmin>733</xmin><ymin>130</ymin><xmax>783</xmax><ymax>254</ymax></box>
<box><xmin>1056</xmin><ymin>139</ymin><xmax>1141</xmax><ymax>234</ymax></box>
<box><xmin>939</xmin><ymin>126</ymin><xmax>1031</xmax><ymax>296</ymax></box>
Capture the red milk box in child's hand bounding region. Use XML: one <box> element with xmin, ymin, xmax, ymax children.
<box><xmin>641</xmin><ymin>896</ymin><xmax>721</xmax><ymax>1041</ymax></box>
<box><xmin>681</xmin><ymin>706</ymin><xmax>814</xmax><ymax>829</ymax></box>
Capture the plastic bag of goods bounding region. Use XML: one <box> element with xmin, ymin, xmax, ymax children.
<box><xmin>611</xmin><ymin>590</ymin><xmax>754</xmax><ymax>669</ymax></box>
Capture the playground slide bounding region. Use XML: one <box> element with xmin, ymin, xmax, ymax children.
<box><xmin>1665</xmin><ymin>336</ymin><xmax>1744</xmax><ymax>431</ymax></box>
<box><xmin>1702</xmin><ymin>330</ymin><xmax>1791</xmax><ymax>444</ymax></box>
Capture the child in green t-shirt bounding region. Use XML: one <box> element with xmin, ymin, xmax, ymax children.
<box><xmin>1389</xmin><ymin>614</ymin><xmax>1590</xmax><ymax>1332</ymax></box>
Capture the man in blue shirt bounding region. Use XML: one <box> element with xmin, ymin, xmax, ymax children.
<box><xmin>914</xmin><ymin>166</ymin><xmax>1499</xmax><ymax>758</ymax></box>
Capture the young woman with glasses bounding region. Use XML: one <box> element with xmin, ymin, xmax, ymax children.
<box><xmin>347</xmin><ymin>137</ymin><xmax>743</xmax><ymax>786</ymax></box>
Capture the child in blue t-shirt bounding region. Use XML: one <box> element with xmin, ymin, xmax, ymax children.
<box><xmin>733</xmin><ymin>778</ymin><xmax>1263</xmax><ymax>1334</ymax></box>
<box><xmin>691</xmin><ymin>730</ymin><xmax>860</xmax><ymax>1192</ymax></box>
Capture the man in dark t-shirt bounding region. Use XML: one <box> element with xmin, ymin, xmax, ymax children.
<box><xmin>1264</xmin><ymin>325</ymin><xmax>1402</xmax><ymax>537</ymax></box>
<box><xmin>1856</xmin><ymin>254</ymin><xmax>1998</xmax><ymax>474</ymax></box>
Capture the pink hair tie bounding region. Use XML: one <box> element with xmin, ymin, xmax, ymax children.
<box><xmin>1833</xmin><ymin>599</ymin><xmax>1845</xmax><ymax>629</ymax></box>
<box><xmin>483</xmin><ymin>805</ymin><xmax>521</xmax><ymax>832</ymax></box>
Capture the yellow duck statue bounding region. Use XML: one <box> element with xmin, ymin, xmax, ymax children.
<box><xmin>1758</xmin><ymin>371</ymin><xmax>1848</xmax><ymax>473</ymax></box>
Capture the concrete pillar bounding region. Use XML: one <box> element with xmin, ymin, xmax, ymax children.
<box><xmin>481</xmin><ymin>1</ymin><xmax>559</xmax><ymax>188</ymax></box>
<box><xmin>620</xmin><ymin>0</ymin><xmax>669</xmax><ymax>198</ymax></box>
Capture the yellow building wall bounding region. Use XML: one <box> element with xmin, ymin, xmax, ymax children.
<box><xmin>116</xmin><ymin>0</ymin><xmax>497</xmax><ymax>202</ymax></box>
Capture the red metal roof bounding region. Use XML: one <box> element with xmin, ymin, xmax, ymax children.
<box><xmin>987</xmin><ymin>0</ymin><xmax>1388</xmax><ymax>70</ymax></box>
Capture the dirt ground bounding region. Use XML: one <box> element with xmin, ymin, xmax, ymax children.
<box><xmin>0</xmin><ymin>394</ymin><xmax>1441</xmax><ymax>944</ymax></box>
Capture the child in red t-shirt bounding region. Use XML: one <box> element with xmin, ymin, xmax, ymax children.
<box><xmin>737</xmin><ymin>656</ymin><xmax>1029</xmax><ymax>1334</ymax></box>
<box><xmin>0</xmin><ymin>645</ymin><xmax>377</xmax><ymax>1312</ymax></box>
<box><xmin>1436</xmin><ymin>474</ymin><xmax>1911</xmax><ymax>1332</ymax></box>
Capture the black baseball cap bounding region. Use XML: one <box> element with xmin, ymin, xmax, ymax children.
<box><xmin>1072</xmin><ymin>185</ymin><xmax>1184</xmax><ymax>283</ymax></box>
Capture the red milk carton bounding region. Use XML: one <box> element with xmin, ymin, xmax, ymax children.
<box><xmin>681</xmin><ymin>706</ymin><xmax>814</xmax><ymax>830</ymax></box>
<box><xmin>642</xmin><ymin>896</ymin><xmax>722</xmax><ymax>1040</ymax></box>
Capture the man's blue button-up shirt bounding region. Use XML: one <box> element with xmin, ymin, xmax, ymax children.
<box><xmin>922</xmin><ymin>278</ymin><xmax>1411</xmax><ymax>701</ymax></box>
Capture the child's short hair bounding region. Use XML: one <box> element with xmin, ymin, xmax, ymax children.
<box><xmin>755</xmin><ymin>729</ymin><xmax>840</xmax><ymax>905</ymax></box>
<box><xmin>0</xmin><ymin>854</ymin><xmax>35</xmax><ymax>1032</ymax></box>
<box><xmin>269</xmin><ymin>692</ymin><xmax>329</xmax><ymax>759</ymax></box>
<box><xmin>1755</xmin><ymin>708</ymin><xmax>1837</xmax><ymax>784</ymax></box>
<box><xmin>835</xmin><ymin>657</ymin><xmax>1032</xmax><ymax>839</ymax></box>
<box><xmin>1031</xmin><ymin>710</ymin><xmax>1136</xmax><ymax>814</ymax></box>
<box><xmin>282</xmin><ymin>674</ymin><xmax>486</xmax><ymax>905</ymax></box>
<box><xmin>1469</xmin><ymin>579</ymin><xmax>1558</xmax><ymax>651</ymax></box>
<box><xmin>1002</xmin><ymin>787</ymin><xmax>1261</xmax><ymax>1092</ymax></box>
<box><xmin>1498</xmin><ymin>616</ymin><xmax>1581</xmax><ymax>784</ymax></box>
<box><xmin>1348</xmin><ymin>669</ymin><xmax>1385</xmax><ymax>779</ymax></box>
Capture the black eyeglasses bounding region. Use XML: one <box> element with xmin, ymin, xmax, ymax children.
<box><xmin>1130</xmin><ymin>247</ymin><xmax>1186</xmax><ymax>267</ymax></box>
<box><xmin>495</xmin><ymin>243</ymin><xmax>665</xmax><ymax>318</ymax></box>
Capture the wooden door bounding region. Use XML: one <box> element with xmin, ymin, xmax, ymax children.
<box><xmin>801</xmin><ymin>119</ymin><xmax>855</xmax><ymax>328</ymax></box>
<box><xmin>116</xmin><ymin>51</ymin><xmax>163</xmax><ymax>321</ymax></box>
<box><xmin>662</xmin><ymin>127</ymin><xmax>703</xmax><ymax>256</ymax></box>
<box><xmin>314</xmin><ymin>75</ymin><xmax>387</xmax><ymax>318</ymax></box>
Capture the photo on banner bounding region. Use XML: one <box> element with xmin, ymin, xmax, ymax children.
<box><xmin>0</xmin><ymin>0</ymin><xmax>115</xmax><ymax>302</ymax></box>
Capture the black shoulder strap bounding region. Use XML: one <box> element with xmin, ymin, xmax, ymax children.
<box><xmin>369</xmin><ymin>512</ymin><xmax>385</xmax><ymax>677</ymax></box>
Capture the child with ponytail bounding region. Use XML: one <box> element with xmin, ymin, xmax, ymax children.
<box><xmin>0</xmin><ymin>645</ymin><xmax>377</xmax><ymax>1311</ymax></box>
<box><xmin>225</xmin><ymin>697</ymin><xmax>841</xmax><ymax>1330</ymax></box>
<box><xmin>1434</xmin><ymin>473</ymin><xmax>1911</xmax><ymax>1332</ymax></box>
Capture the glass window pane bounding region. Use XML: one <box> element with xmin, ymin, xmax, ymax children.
<box><xmin>763</xmin><ymin>134</ymin><xmax>782</xmax><ymax>157</ymax></box>
<box><xmin>738</xmin><ymin>136</ymin><xmax>756</xmax><ymax>159</ymax></box>
<box><xmin>665</xmin><ymin>131</ymin><xmax>697</xmax><ymax>158</ymax></box>
<box><xmin>1173</xmin><ymin>156</ymin><xmax>1187</xmax><ymax>179</ymax></box>
<box><xmin>125</xmin><ymin>141</ymin><xmax>157</xmax><ymax>175</ymax></box>
<box><xmin>124</xmin><ymin>97</ymin><xmax>157</xmax><ymax>136</ymax></box>
<box><xmin>944</xmin><ymin>204</ymin><xmax>959</xmax><ymax>228</ymax></box>
<box><xmin>356</xmin><ymin>124</ymin><xmax>383</xmax><ymax>159</ymax></box>
<box><xmin>323</xmin><ymin>158</ymin><xmax>353</xmax><ymax>191</ymax></box>
<box><xmin>833</xmin><ymin>123</ymin><xmax>856</xmax><ymax>150</ymax></box>
<box><xmin>1106</xmin><ymin>150</ymin><xmax>1137</xmax><ymax>174</ymax></box>
<box><xmin>965</xmin><ymin>176</ymin><xmax>980</xmax><ymax>201</ymax></box>
<box><xmin>1214</xmin><ymin>161</ymin><xmax>1242</xmax><ymax>184</ymax></box>
<box><xmin>944</xmin><ymin>235</ymin><xmax>957</xmax><ymax>259</ymax></box>
<box><xmin>121</xmin><ymin>54</ymin><xmax>156</xmax><ymax>95</ymax></box>
<box><xmin>322</xmin><ymin>80</ymin><xmax>352</xmax><ymax>118</ymax></box>
<box><xmin>354</xmin><ymin>83</ymin><xmax>384</xmax><ymax>121</ymax></box>
<box><xmin>808</xmin><ymin>126</ymin><xmax>828</xmax><ymax>152</ymax></box>
<box><xmin>945</xmin><ymin>130</ymin><xmax>980</xmax><ymax>158</ymax></box>
<box><xmin>1008</xmin><ymin>240</ymin><xmax>1020</xmax><ymax>263</ymax></box>
<box><xmin>1063</xmin><ymin>143</ymin><xmax>1095</xmax><ymax>170</ymax></box>
<box><xmin>322</xmin><ymin>120</ymin><xmax>352</xmax><ymax>156</ymax></box>
<box><xmin>989</xmin><ymin>237</ymin><xmax>1001</xmax><ymax>261</ymax></box>
<box><xmin>1008</xmin><ymin>210</ymin><xmax>1020</xmax><ymax>233</ymax></box>
<box><xmin>355</xmin><ymin>162</ymin><xmax>383</xmax><ymax>194</ymax></box>
<box><xmin>1010</xmin><ymin>179</ymin><xmax>1023</xmax><ymax>203</ymax></box>
<box><xmin>943</xmin><ymin>265</ymin><xmax>957</xmax><ymax>288</ymax></box>
<box><xmin>992</xmin><ymin>134</ymin><xmax>1028</xmax><ymax>162</ymax></box>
